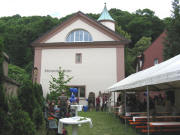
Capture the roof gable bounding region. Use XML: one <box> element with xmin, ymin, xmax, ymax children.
<box><xmin>32</xmin><ymin>11</ymin><xmax>128</xmax><ymax>44</ymax></box>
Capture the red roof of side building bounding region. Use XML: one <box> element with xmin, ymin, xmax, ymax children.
<box><xmin>142</xmin><ymin>32</ymin><xmax>166</xmax><ymax>70</ymax></box>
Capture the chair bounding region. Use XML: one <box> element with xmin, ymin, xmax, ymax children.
<box><xmin>44</xmin><ymin>111</ymin><xmax>58</xmax><ymax>135</ymax></box>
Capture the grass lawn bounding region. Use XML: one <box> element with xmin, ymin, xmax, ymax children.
<box><xmin>65</xmin><ymin>111</ymin><xmax>140</xmax><ymax>135</ymax></box>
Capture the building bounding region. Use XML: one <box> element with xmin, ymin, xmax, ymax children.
<box><xmin>32</xmin><ymin>4</ymin><xmax>129</xmax><ymax>104</ymax></box>
<box><xmin>135</xmin><ymin>32</ymin><xmax>167</xmax><ymax>103</ymax></box>
<box><xmin>136</xmin><ymin>31</ymin><xmax>166</xmax><ymax>72</ymax></box>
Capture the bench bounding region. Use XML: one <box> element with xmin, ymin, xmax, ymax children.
<box><xmin>135</xmin><ymin>125</ymin><xmax>147</xmax><ymax>129</ymax></box>
<box><xmin>129</xmin><ymin>119</ymin><xmax>146</xmax><ymax>122</ymax></box>
<box><xmin>141</xmin><ymin>128</ymin><xmax>180</xmax><ymax>133</ymax></box>
<box><xmin>129</xmin><ymin>122</ymin><xmax>147</xmax><ymax>125</ymax></box>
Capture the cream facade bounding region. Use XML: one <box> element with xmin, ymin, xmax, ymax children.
<box><xmin>32</xmin><ymin>11</ymin><xmax>129</xmax><ymax>104</ymax></box>
<box><xmin>41</xmin><ymin>48</ymin><xmax>117</xmax><ymax>98</ymax></box>
<box><xmin>45</xmin><ymin>19</ymin><xmax>114</xmax><ymax>43</ymax></box>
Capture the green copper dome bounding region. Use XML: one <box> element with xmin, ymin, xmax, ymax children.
<box><xmin>97</xmin><ymin>3</ymin><xmax>114</xmax><ymax>22</ymax></box>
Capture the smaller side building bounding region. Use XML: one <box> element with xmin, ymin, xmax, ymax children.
<box><xmin>136</xmin><ymin>32</ymin><xmax>166</xmax><ymax>71</ymax></box>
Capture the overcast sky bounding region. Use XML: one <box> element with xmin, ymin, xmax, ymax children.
<box><xmin>0</xmin><ymin>0</ymin><xmax>173</xmax><ymax>19</ymax></box>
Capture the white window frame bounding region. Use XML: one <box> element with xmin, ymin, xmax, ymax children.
<box><xmin>66</xmin><ymin>29</ymin><xmax>92</xmax><ymax>42</ymax></box>
<box><xmin>75</xmin><ymin>53</ymin><xmax>82</xmax><ymax>64</ymax></box>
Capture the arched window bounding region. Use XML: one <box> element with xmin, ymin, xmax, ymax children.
<box><xmin>66</xmin><ymin>29</ymin><xmax>92</xmax><ymax>42</ymax></box>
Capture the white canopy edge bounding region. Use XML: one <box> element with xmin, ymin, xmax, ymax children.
<box><xmin>108</xmin><ymin>54</ymin><xmax>180</xmax><ymax>92</ymax></box>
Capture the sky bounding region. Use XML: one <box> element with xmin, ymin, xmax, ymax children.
<box><xmin>0</xmin><ymin>0</ymin><xmax>173</xmax><ymax>19</ymax></box>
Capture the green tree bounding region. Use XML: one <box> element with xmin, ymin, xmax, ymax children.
<box><xmin>8</xmin><ymin>64</ymin><xmax>30</xmax><ymax>84</ymax></box>
<box><xmin>136</xmin><ymin>8</ymin><xmax>155</xmax><ymax>16</ymax></box>
<box><xmin>125</xmin><ymin>37</ymin><xmax>151</xmax><ymax>76</ymax></box>
<box><xmin>126</xmin><ymin>11</ymin><xmax>164</xmax><ymax>48</ymax></box>
<box><xmin>32</xmin><ymin>83</ymin><xmax>44</xmax><ymax>129</ymax></box>
<box><xmin>0</xmin><ymin>40</ymin><xmax>12</xmax><ymax>135</ymax></box>
<box><xmin>8</xmin><ymin>97</ymin><xmax>36</xmax><ymax>135</ymax></box>
<box><xmin>0</xmin><ymin>86</ymin><xmax>11</xmax><ymax>135</ymax></box>
<box><xmin>164</xmin><ymin>0</ymin><xmax>180</xmax><ymax>59</ymax></box>
<box><xmin>115</xmin><ymin>24</ymin><xmax>131</xmax><ymax>40</ymax></box>
<box><xmin>48</xmin><ymin>67</ymin><xmax>73</xmax><ymax>100</ymax></box>
<box><xmin>18</xmin><ymin>80</ymin><xmax>44</xmax><ymax>129</ymax></box>
<box><xmin>0</xmin><ymin>15</ymin><xmax>60</xmax><ymax>71</ymax></box>
<box><xmin>0</xmin><ymin>37</ymin><xmax>4</xmax><ymax>80</ymax></box>
<box><xmin>125</xmin><ymin>48</ymin><xmax>136</xmax><ymax>76</ymax></box>
<box><xmin>18</xmin><ymin>80</ymin><xmax>38</xmax><ymax>118</ymax></box>
<box><xmin>133</xmin><ymin>36</ymin><xmax>152</xmax><ymax>56</ymax></box>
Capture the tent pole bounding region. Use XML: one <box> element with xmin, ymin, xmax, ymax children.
<box><xmin>125</xmin><ymin>90</ymin><xmax>127</xmax><ymax>130</ymax></box>
<box><xmin>114</xmin><ymin>92</ymin><xmax>115</xmax><ymax>107</ymax></box>
<box><xmin>147</xmin><ymin>86</ymin><xmax>150</xmax><ymax>135</ymax></box>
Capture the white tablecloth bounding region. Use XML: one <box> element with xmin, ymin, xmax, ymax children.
<box><xmin>71</xmin><ymin>105</ymin><xmax>83</xmax><ymax>111</ymax></box>
<box><xmin>58</xmin><ymin>116</ymin><xmax>93</xmax><ymax>134</ymax></box>
<box><xmin>150</xmin><ymin>122</ymin><xmax>180</xmax><ymax>126</ymax></box>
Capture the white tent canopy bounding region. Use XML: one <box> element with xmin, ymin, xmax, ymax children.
<box><xmin>108</xmin><ymin>54</ymin><xmax>180</xmax><ymax>92</ymax></box>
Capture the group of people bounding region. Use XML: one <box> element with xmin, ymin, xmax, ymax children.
<box><xmin>95</xmin><ymin>94</ymin><xmax>109</xmax><ymax>112</ymax></box>
<box><xmin>87</xmin><ymin>91</ymin><xmax>110</xmax><ymax>112</ymax></box>
<box><xmin>46</xmin><ymin>92</ymin><xmax>78</xmax><ymax>119</ymax></box>
<box><xmin>115</xmin><ymin>91</ymin><xmax>180</xmax><ymax>116</ymax></box>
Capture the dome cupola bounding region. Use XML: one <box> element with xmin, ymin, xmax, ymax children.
<box><xmin>97</xmin><ymin>3</ymin><xmax>115</xmax><ymax>31</ymax></box>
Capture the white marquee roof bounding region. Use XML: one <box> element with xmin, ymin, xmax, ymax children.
<box><xmin>108</xmin><ymin>54</ymin><xmax>180</xmax><ymax>91</ymax></box>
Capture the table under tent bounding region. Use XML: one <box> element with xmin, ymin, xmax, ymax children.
<box><xmin>108</xmin><ymin>54</ymin><xmax>180</xmax><ymax>135</ymax></box>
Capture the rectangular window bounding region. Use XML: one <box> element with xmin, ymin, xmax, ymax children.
<box><xmin>70</xmin><ymin>86</ymin><xmax>86</xmax><ymax>98</ymax></box>
<box><xmin>154</xmin><ymin>58</ymin><xmax>158</xmax><ymax>65</ymax></box>
<box><xmin>75</xmin><ymin>53</ymin><xmax>82</xmax><ymax>64</ymax></box>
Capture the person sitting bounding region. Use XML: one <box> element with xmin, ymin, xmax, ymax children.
<box><xmin>49</xmin><ymin>100</ymin><xmax>55</xmax><ymax>114</ymax></box>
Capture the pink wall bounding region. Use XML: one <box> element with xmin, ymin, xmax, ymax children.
<box><xmin>34</xmin><ymin>47</ymin><xmax>42</xmax><ymax>83</ymax></box>
<box><xmin>116</xmin><ymin>47</ymin><xmax>125</xmax><ymax>81</ymax></box>
<box><xmin>143</xmin><ymin>32</ymin><xmax>166</xmax><ymax>69</ymax></box>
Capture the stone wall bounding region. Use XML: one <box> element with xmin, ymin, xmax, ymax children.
<box><xmin>2</xmin><ymin>52</ymin><xmax>19</xmax><ymax>97</ymax></box>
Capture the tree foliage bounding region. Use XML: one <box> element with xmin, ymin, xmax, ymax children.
<box><xmin>0</xmin><ymin>7</ymin><xmax>168</xmax><ymax>78</ymax></box>
<box><xmin>133</xmin><ymin>36</ymin><xmax>152</xmax><ymax>56</ymax></box>
<box><xmin>164</xmin><ymin>0</ymin><xmax>180</xmax><ymax>60</ymax></box>
<box><xmin>8</xmin><ymin>97</ymin><xmax>36</xmax><ymax>135</ymax></box>
<box><xmin>0</xmin><ymin>37</ymin><xmax>4</xmax><ymax>80</ymax></box>
<box><xmin>0</xmin><ymin>37</ymin><xmax>10</xmax><ymax>135</ymax></box>
<box><xmin>48</xmin><ymin>67</ymin><xmax>73</xmax><ymax>100</ymax></box>
<box><xmin>110</xmin><ymin>8</ymin><xmax>164</xmax><ymax>48</ymax></box>
<box><xmin>0</xmin><ymin>15</ymin><xmax>60</xmax><ymax>71</ymax></box>
<box><xmin>18</xmin><ymin>80</ymin><xmax>44</xmax><ymax>129</ymax></box>
<box><xmin>8</xmin><ymin>64</ymin><xmax>30</xmax><ymax>84</ymax></box>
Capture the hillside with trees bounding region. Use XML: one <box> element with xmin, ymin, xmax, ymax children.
<box><xmin>0</xmin><ymin>1</ymin><xmax>179</xmax><ymax>77</ymax></box>
<box><xmin>0</xmin><ymin>1</ymin><xmax>180</xmax><ymax>135</ymax></box>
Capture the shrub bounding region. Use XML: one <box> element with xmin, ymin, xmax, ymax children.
<box><xmin>18</xmin><ymin>80</ymin><xmax>45</xmax><ymax>129</ymax></box>
<box><xmin>33</xmin><ymin>83</ymin><xmax>44</xmax><ymax>108</ymax></box>
<box><xmin>18</xmin><ymin>80</ymin><xmax>38</xmax><ymax>118</ymax></box>
<box><xmin>32</xmin><ymin>104</ymin><xmax>44</xmax><ymax>129</ymax></box>
<box><xmin>0</xmin><ymin>108</ymin><xmax>11</xmax><ymax>135</ymax></box>
<box><xmin>11</xmin><ymin>109</ymin><xmax>36</xmax><ymax>135</ymax></box>
<box><xmin>0</xmin><ymin>85</ymin><xmax>10</xmax><ymax>135</ymax></box>
<box><xmin>8</xmin><ymin>97</ymin><xmax>36</xmax><ymax>135</ymax></box>
<box><xmin>8</xmin><ymin>64</ymin><xmax>30</xmax><ymax>84</ymax></box>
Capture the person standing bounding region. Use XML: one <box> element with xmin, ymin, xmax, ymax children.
<box><xmin>59</xmin><ymin>92</ymin><xmax>68</xmax><ymax>118</ymax></box>
<box><xmin>96</xmin><ymin>96</ymin><xmax>100</xmax><ymax>111</ymax></box>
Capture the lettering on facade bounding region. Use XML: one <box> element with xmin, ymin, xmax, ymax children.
<box><xmin>45</xmin><ymin>69</ymin><xmax>72</xmax><ymax>73</ymax></box>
